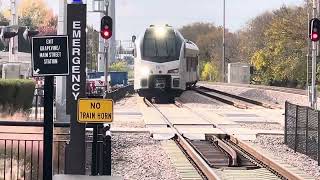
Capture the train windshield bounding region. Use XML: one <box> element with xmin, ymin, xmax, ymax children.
<box><xmin>142</xmin><ymin>28</ymin><xmax>182</xmax><ymax>63</ymax></box>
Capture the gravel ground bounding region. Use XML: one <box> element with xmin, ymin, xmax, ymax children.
<box><xmin>112</xmin><ymin>133</ymin><xmax>181</xmax><ymax>180</ymax></box>
<box><xmin>115</xmin><ymin>94</ymin><xmax>140</xmax><ymax>111</ymax></box>
<box><xmin>179</xmin><ymin>90</ymin><xmax>235</xmax><ymax>109</ymax></box>
<box><xmin>240</xmin><ymin>123</ymin><xmax>283</xmax><ymax>131</ymax></box>
<box><xmin>201</xmin><ymin>84</ymin><xmax>315</xmax><ymax>107</ymax></box>
<box><xmin>252</xmin><ymin>135</ymin><xmax>320</xmax><ymax>179</ymax></box>
<box><xmin>112</xmin><ymin>95</ymin><xmax>181</xmax><ymax>179</ymax></box>
<box><xmin>112</xmin><ymin>94</ymin><xmax>145</xmax><ymax>128</ymax></box>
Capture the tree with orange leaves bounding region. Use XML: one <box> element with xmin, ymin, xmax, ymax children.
<box><xmin>18</xmin><ymin>0</ymin><xmax>57</xmax><ymax>35</ymax></box>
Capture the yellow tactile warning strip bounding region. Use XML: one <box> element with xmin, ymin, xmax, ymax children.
<box><xmin>162</xmin><ymin>140</ymin><xmax>203</xmax><ymax>180</ymax></box>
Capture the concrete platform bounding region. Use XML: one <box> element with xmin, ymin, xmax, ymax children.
<box><xmin>158</xmin><ymin>107</ymin><xmax>213</xmax><ymax>125</ymax></box>
<box><xmin>110</xmin><ymin>127</ymin><xmax>149</xmax><ymax>133</ymax></box>
<box><xmin>148</xmin><ymin>127</ymin><xmax>175</xmax><ymax>140</ymax></box>
<box><xmin>142</xmin><ymin>109</ymin><xmax>168</xmax><ymax>125</ymax></box>
<box><xmin>177</xmin><ymin>127</ymin><xmax>226</xmax><ymax>140</ymax></box>
<box><xmin>222</xmin><ymin>127</ymin><xmax>258</xmax><ymax>141</ymax></box>
<box><xmin>176</xmin><ymin>127</ymin><xmax>225</xmax><ymax>135</ymax></box>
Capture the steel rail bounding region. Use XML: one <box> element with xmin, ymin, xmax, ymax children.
<box><xmin>178</xmin><ymin>100</ymin><xmax>308</xmax><ymax>179</ymax></box>
<box><xmin>199</xmin><ymin>86</ymin><xmax>280</xmax><ymax>109</ymax></box>
<box><xmin>193</xmin><ymin>87</ymin><xmax>248</xmax><ymax>109</ymax></box>
<box><xmin>229</xmin><ymin>135</ymin><xmax>306</xmax><ymax>180</ymax></box>
<box><xmin>209</xmin><ymin>135</ymin><xmax>238</xmax><ymax>166</ymax></box>
<box><xmin>144</xmin><ymin>98</ymin><xmax>221</xmax><ymax>180</ymax></box>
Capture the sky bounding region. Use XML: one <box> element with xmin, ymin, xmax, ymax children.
<box><xmin>2</xmin><ymin>0</ymin><xmax>304</xmax><ymax>40</ymax></box>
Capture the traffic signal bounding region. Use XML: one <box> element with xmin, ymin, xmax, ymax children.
<box><xmin>100</xmin><ymin>16</ymin><xmax>112</xmax><ymax>40</ymax></box>
<box><xmin>23</xmin><ymin>27</ymin><xmax>39</xmax><ymax>40</ymax></box>
<box><xmin>310</xmin><ymin>18</ymin><xmax>320</xmax><ymax>42</ymax></box>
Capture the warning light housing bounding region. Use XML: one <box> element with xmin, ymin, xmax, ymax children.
<box><xmin>100</xmin><ymin>16</ymin><xmax>113</xmax><ymax>40</ymax></box>
<box><xmin>310</xmin><ymin>18</ymin><xmax>320</xmax><ymax>42</ymax></box>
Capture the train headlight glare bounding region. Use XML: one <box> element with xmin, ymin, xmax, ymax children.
<box><xmin>155</xmin><ymin>27</ymin><xmax>167</xmax><ymax>38</ymax></box>
<box><xmin>140</xmin><ymin>66</ymin><xmax>150</xmax><ymax>77</ymax></box>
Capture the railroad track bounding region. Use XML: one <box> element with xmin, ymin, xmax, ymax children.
<box><xmin>142</xmin><ymin>98</ymin><xmax>303</xmax><ymax>180</ymax></box>
<box><xmin>200</xmin><ymin>82</ymin><xmax>307</xmax><ymax>96</ymax></box>
<box><xmin>192</xmin><ymin>86</ymin><xmax>281</xmax><ymax>109</ymax></box>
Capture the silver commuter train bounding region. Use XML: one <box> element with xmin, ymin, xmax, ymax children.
<box><xmin>133</xmin><ymin>25</ymin><xmax>199</xmax><ymax>102</ymax></box>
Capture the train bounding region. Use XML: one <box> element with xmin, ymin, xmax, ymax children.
<box><xmin>133</xmin><ymin>25</ymin><xmax>199</xmax><ymax>102</ymax></box>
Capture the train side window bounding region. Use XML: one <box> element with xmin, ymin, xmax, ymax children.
<box><xmin>187</xmin><ymin>58</ymin><xmax>191</xmax><ymax>72</ymax></box>
<box><xmin>190</xmin><ymin>57</ymin><xmax>196</xmax><ymax>72</ymax></box>
<box><xmin>192</xmin><ymin>58</ymin><xmax>195</xmax><ymax>71</ymax></box>
<box><xmin>194</xmin><ymin>57</ymin><xmax>199</xmax><ymax>71</ymax></box>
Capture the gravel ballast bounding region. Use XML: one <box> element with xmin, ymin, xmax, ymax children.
<box><xmin>253</xmin><ymin>135</ymin><xmax>320</xmax><ymax>179</ymax></box>
<box><xmin>200</xmin><ymin>83</ymin><xmax>315</xmax><ymax>107</ymax></box>
<box><xmin>179</xmin><ymin>90</ymin><xmax>235</xmax><ymax>109</ymax></box>
<box><xmin>112</xmin><ymin>133</ymin><xmax>181</xmax><ymax>180</ymax></box>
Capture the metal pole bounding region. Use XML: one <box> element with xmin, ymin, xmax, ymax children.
<box><xmin>222</xmin><ymin>0</ymin><xmax>226</xmax><ymax>82</ymax></box>
<box><xmin>104</xmin><ymin>1</ymin><xmax>109</xmax><ymax>94</ymax></box>
<box><xmin>91</xmin><ymin>125</ymin><xmax>98</xmax><ymax>176</ymax></box>
<box><xmin>307</xmin><ymin>0</ymin><xmax>310</xmax><ymax>90</ymax></box>
<box><xmin>312</xmin><ymin>0</ymin><xmax>318</xmax><ymax>109</ymax></box>
<box><xmin>9</xmin><ymin>0</ymin><xmax>17</xmax><ymax>63</ymax></box>
<box><xmin>102</xmin><ymin>124</ymin><xmax>111</xmax><ymax>175</ymax></box>
<box><xmin>43</xmin><ymin>76</ymin><xmax>54</xmax><ymax>180</ymax></box>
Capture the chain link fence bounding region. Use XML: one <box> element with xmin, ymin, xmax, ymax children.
<box><xmin>285</xmin><ymin>101</ymin><xmax>320</xmax><ymax>163</ymax></box>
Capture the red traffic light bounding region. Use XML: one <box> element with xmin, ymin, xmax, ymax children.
<box><xmin>101</xmin><ymin>27</ymin><xmax>112</xmax><ymax>39</ymax></box>
<box><xmin>100</xmin><ymin>16</ymin><xmax>113</xmax><ymax>40</ymax></box>
<box><xmin>312</xmin><ymin>32</ymin><xmax>319</xmax><ymax>41</ymax></box>
<box><xmin>310</xmin><ymin>18</ymin><xmax>320</xmax><ymax>42</ymax></box>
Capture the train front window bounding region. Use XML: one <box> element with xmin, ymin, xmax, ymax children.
<box><xmin>142</xmin><ymin>28</ymin><xmax>182</xmax><ymax>63</ymax></box>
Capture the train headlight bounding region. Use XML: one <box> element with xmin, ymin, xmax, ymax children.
<box><xmin>140</xmin><ymin>66</ymin><xmax>150</xmax><ymax>77</ymax></box>
<box><xmin>155</xmin><ymin>27</ymin><xmax>167</xmax><ymax>38</ymax></box>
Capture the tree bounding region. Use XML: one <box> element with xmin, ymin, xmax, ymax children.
<box><xmin>18</xmin><ymin>0</ymin><xmax>57</xmax><ymax>35</ymax></box>
<box><xmin>0</xmin><ymin>12</ymin><xmax>9</xmax><ymax>26</ymax></box>
<box><xmin>0</xmin><ymin>12</ymin><xmax>9</xmax><ymax>51</ymax></box>
<box><xmin>180</xmin><ymin>23</ymin><xmax>239</xmax><ymax>81</ymax></box>
<box><xmin>201</xmin><ymin>62</ymin><xmax>219</xmax><ymax>81</ymax></box>
<box><xmin>87</xmin><ymin>26</ymin><xmax>99</xmax><ymax>71</ymax></box>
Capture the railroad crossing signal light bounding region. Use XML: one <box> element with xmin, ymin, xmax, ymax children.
<box><xmin>310</xmin><ymin>18</ymin><xmax>320</xmax><ymax>42</ymax></box>
<box><xmin>100</xmin><ymin>16</ymin><xmax>113</xmax><ymax>40</ymax></box>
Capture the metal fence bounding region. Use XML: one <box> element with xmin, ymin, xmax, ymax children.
<box><xmin>0</xmin><ymin>122</ymin><xmax>111</xmax><ymax>179</ymax></box>
<box><xmin>285</xmin><ymin>101</ymin><xmax>320</xmax><ymax>164</ymax></box>
<box><xmin>32</xmin><ymin>87</ymin><xmax>44</xmax><ymax>121</ymax></box>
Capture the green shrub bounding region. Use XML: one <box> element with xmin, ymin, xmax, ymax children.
<box><xmin>0</xmin><ymin>79</ymin><xmax>35</xmax><ymax>114</ymax></box>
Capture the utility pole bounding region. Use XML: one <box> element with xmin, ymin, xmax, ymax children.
<box><xmin>9</xmin><ymin>0</ymin><xmax>18</xmax><ymax>62</ymax></box>
<box><xmin>104</xmin><ymin>0</ymin><xmax>110</xmax><ymax>93</ymax></box>
<box><xmin>311</xmin><ymin>0</ymin><xmax>318</xmax><ymax>109</ymax></box>
<box><xmin>56</xmin><ymin>0</ymin><xmax>69</xmax><ymax>123</ymax></box>
<box><xmin>307</xmin><ymin>0</ymin><xmax>311</xmax><ymax>91</ymax></box>
<box><xmin>222</xmin><ymin>0</ymin><xmax>226</xmax><ymax>82</ymax></box>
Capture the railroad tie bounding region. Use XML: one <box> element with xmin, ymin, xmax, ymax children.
<box><xmin>161</xmin><ymin>140</ymin><xmax>203</xmax><ymax>180</ymax></box>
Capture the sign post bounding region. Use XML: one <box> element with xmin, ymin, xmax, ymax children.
<box><xmin>66</xmin><ymin>3</ymin><xmax>87</xmax><ymax>174</ymax></box>
<box><xmin>77</xmin><ymin>98</ymin><xmax>113</xmax><ymax>175</ymax></box>
<box><xmin>31</xmin><ymin>36</ymin><xmax>69</xmax><ymax>180</ymax></box>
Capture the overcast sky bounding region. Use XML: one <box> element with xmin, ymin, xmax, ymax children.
<box><xmin>2</xmin><ymin>0</ymin><xmax>304</xmax><ymax>40</ymax></box>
